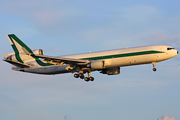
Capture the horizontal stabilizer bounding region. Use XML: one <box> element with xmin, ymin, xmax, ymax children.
<box><xmin>3</xmin><ymin>59</ymin><xmax>31</xmax><ymax>68</ymax></box>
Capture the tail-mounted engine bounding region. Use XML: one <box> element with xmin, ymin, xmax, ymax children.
<box><xmin>33</xmin><ymin>49</ymin><xmax>44</xmax><ymax>55</ymax></box>
<box><xmin>100</xmin><ymin>67</ymin><xmax>121</xmax><ymax>75</ymax></box>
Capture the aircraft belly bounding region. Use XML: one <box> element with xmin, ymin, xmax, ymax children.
<box><xmin>24</xmin><ymin>65</ymin><xmax>69</xmax><ymax>75</ymax></box>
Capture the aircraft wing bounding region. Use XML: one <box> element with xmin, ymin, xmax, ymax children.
<box><xmin>3</xmin><ymin>59</ymin><xmax>31</xmax><ymax>68</ymax></box>
<box><xmin>32</xmin><ymin>54</ymin><xmax>90</xmax><ymax>65</ymax></box>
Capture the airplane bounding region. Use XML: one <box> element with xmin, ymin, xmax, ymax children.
<box><xmin>3</xmin><ymin>34</ymin><xmax>178</xmax><ymax>82</ymax></box>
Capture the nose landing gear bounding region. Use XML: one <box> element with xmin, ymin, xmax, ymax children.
<box><xmin>152</xmin><ymin>62</ymin><xmax>157</xmax><ymax>72</ymax></box>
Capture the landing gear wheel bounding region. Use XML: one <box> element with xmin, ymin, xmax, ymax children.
<box><xmin>79</xmin><ymin>74</ymin><xmax>85</xmax><ymax>79</ymax></box>
<box><xmin>74</xmin><ymin>74</ymin><xmax>79</xmax><ymax>78</ymax></box>
<box><xmin>84</xmin><ymin>77</ymin><xmax>89</xmax><ymax>82</ymax></box>
<box><xmin>89</xmin><ymin>77</ymin><xmax>94</xmax><ymax>81</ymax></box>
<box><xmin>153</xmin><ymin>68</ymin><xmax>157</xmax><ymax>71</ymax></box>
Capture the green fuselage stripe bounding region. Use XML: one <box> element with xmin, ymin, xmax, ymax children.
<box><xmin>35</xmin><ymin>50</ymin><xmax>164</xmax><ymax>66</ymax></box>
<box><xmin>81</xmin><ymin>50</ymin><xmax>164</xmax><ymax>60</ymax></box>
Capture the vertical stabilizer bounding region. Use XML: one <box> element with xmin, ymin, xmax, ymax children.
<box><xmin>6</xmin><ymin>34</ymin><xmax>53</xmax><ymax>67</ymax></box>
<box><xmin>7</xmin><ymin>34</ymin><xmax>33</xmax><ymax>63</ymax></box>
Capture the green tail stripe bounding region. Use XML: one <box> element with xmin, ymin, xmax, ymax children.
<box><xmin>11</xmin><ymin>44</ymin><xmax>24</xmax><ymax>63</ymax></box>
<box><xmin>8</xmin><ymin>34</ymin><xmax>32</xmax><ymax>63</ymax></box>
<box><xmin>8</xmin><ymin>34</ymin><xmax>53</xmax><ymax>66</ymax></box>
<box><xmin>8</xmin><ymin>34</ymin><xmax>33</xmax><ymax>54</ymax></box>
<box><xmin>35</xmin><ymin>58</ymin><xmax>54</xmax><ymax>66</ymax></box>
<box><xmin>10</xmin><ymin>38</ymin><xmax>24</xmax><ymax>63</ymax></box>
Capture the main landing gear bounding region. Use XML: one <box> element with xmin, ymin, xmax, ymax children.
<box><xmin>152</xmin><ymin>62</ymin><xmax>157</xmax><ymax>72</ymax></box>
<box><xmin>84</xmin><ymin>76</ymin><xmax>94</xmax><ymax>82</ymax></box>
<box><xmin>74</xmin><ymin>73</ymin><xmax>85</xmax><ymax>79</ymax></box>
<box><xmin>74</xmin><ymin>73</ymin><xmax>94</xmax><ymax>82</ymax></box>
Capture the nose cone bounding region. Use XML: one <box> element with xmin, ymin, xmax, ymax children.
<box><xmin>177</xmin><ymin>51</ymin><xmax>179</xmax><ymax>54</ymax></box>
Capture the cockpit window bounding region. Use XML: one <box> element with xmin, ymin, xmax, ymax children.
<box><xmin>167</xmin><ymin>47</ymin><xmax>175</xmax><ymax>50</ymax></box>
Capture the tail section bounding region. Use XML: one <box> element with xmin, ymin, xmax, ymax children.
<box><xmin>7</xmin><ymin>34</ymin><xmax>33</xmax><ymax>63</ymax></box>
<box><xmin>5</xmin><ymin>34</ymin><xmax>53</xmax><ymax>68</ymax></box>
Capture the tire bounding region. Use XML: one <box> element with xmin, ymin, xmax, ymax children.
<box><xmin>89</xmin><ymin>77</ymin><xmax>94</xmax><ymax>81</ymax></box>
<box><xmin>84</xmin><ymin>77</ymin><xmax>89</xmax><ymax>82</ymax></box>
<box><xmin>74</xmin><ymin>74</ymin><xmax>79</xmax><ymax>78</ymax></box>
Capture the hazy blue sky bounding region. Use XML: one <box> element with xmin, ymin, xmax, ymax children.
<box><xmin>0</xmin><ymin>0</ymin><xmax>180</xmax><ymax>120</ymax></box>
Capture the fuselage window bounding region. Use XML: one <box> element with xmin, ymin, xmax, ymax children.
<box><xmin>167</xmin><ymin>48</ymin><xmax>175</xmax><ymax>50</ymax></box>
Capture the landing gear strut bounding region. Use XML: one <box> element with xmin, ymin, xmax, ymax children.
<box><xmin>152</xmin><ymin>62</ymin><xmax>157</xmax><ymax>72</ymax></box>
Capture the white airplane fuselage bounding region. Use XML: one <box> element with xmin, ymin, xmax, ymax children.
<box><xmin>12</xmin><ymin>45</ymin><xmax>177</xmax><ymax>75</ymax></box>
<box><xmin>3</xmin><ymin>34</ymin><xmax>178</xmax><ymax>81</ymax></box>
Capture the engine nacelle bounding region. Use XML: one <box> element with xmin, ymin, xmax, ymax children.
<box><xmin>89</xmin><ymin>60</ymin><xmax>105</xmax><ymax>70</ymax></box>
<box><xmin>100</xmin><ymin>67</ymin><xmax>121</xmax><ymax>75</ymax></box>
<box><xmin>33</xmin><ymin>49</ymin><xmax>44</xmax><ymax>55</ymax></box>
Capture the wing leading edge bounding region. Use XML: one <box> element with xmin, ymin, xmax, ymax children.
<box><xmin>31</xmin><ymin>54</ymin><xmax>90</xmax><ymax>65</ymax></box>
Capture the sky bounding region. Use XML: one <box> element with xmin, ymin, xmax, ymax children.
<box><xmin>0</xmin><ymin>0</ymin><xmax>180</xmax><ymax>120</ymax></box>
